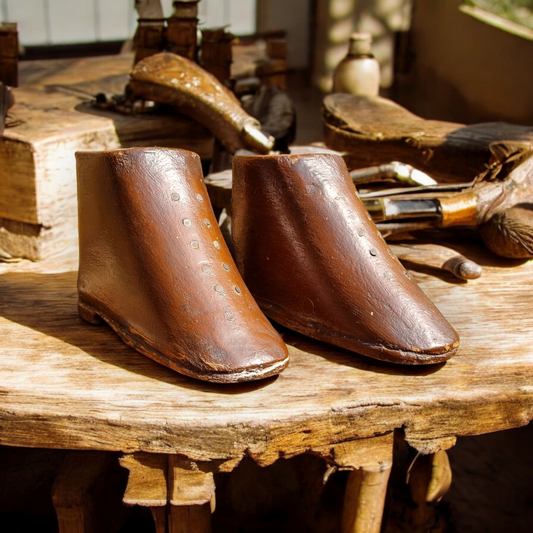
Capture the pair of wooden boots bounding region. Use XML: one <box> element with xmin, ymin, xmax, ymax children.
<box><xmin>76</xmin><ymin>148</ymin><xmax>459</xmax><ymax>383</ymax></box>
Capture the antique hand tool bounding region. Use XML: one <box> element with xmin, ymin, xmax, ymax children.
<box><xmin>358</xmin><ymin>151</ymin><xmax>533</xmax><ymax>258</ymax></box>
<box><xmin>129</xmin><ymin>52</ymin><xmax>274</xmax><ymax>154</ymax></box>
<box><xmin>390</xmin><ymin>243</ymin><xmax>482</xmax><ymax>281</ymax></box>
<box><xmin>350</xmin><ymin>161</ymin><xmax>436</xmax><ymax>187</ymax></box>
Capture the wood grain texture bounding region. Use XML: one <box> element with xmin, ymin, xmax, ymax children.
<box><xmin>119</xmin><ymin>453</ymin><xmax>168</xmax><ymax>507</ymax></box>
<box><xmin>168</xmin><ymin>456</ymin><xmax>216</xmax><ymax>507</ymax></box>
<box><xmin>0</xmin><ymin>54</ymin><xmax>212</xmax><ymax>260</ymax></box>
<box><xmin>338</xmin><ymin>437</ymin><xmax>394</xmax><ymax>533</ymax></box>
<box><xmin>0</xmin><ymin>246</ymin><xmax>532</xmax><ymax>463</ymax></box>
<box><xmin>119</xmin><ymin>451</ymin><xmax>216</xmax><ymax>532</ymax></box>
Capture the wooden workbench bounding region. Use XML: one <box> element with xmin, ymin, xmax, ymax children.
<box><xmin>0</xmin><ymin>240</ymin><xmax>532</xmax><ymax>532</ymax></box>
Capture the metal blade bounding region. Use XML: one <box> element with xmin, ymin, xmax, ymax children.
<box><xmin>363</xmin><ymin>197</ymin><xmax>441</xmax><ymax>222</ymax></box>
<box><xmin>359</xmin><ymin>182</ymin><xmax>474</xmax><ymax>198</ymax></box>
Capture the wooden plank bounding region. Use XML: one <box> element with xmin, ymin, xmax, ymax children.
<box><xmin>168</xmin><ymin>457</ymin><xmax>216</xmax><ymax>507</ymax></box>
<box><xmin>120</xmin><ymin>453</ymin><xmax>215</xmax><ymax>533</ymax></box>
<box><xmin>119</xmin><ymin>453</ymin><xmax>168</xmax><ymax>507</ymax></box>
<box><xmin>3</xmin><ymin>54</ymin><xmax>213</xmax><ymax>226</ymax></box>
<box><xmin>0</xmin><ymin>139</ymin><xmax>38</xmax><ymax>222</ymax></box>
<box><xmin>1</xmin><ymin>91</ymin><xmax>121</xmax><ymax>225</ymax></box>
<box><xmin>120</xmin><ymin>452</ymin><xmax>169</xmax><ymax>532</ymax></box>
<box><xmin>0</xmin><ymin>243</ymin><xmax>532</xmax><ymax>462</ymax></box>
<box><xmin>332</xmin><ymin>434</ymin><xmax>393</xmax><ymax>470</ymax></box>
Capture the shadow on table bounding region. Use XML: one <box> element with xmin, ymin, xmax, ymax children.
<box><xmin>0</xmin><ymin>269</ymin><xmax>451</xmax><ymax>395</ymax></box>
<box><xmin>0</xmin><ymin>270</ymin><xmax>278</xmax><ymax>395</ymax></box>
<box><xmin>276</xmin><ymin>323</ymin><xmax>446</xmax><ymax>378</ymax></box>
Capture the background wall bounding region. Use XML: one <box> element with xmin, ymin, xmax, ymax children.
<box><xmin>0</xmin><ymin>0</ymin><xmax>257</xmax><ymax>47</ymax></box>
<box><xmin>394</xmin><ymin>0</ymin><xmax>533</xmax><ymax>125</ymax></box>
<box><xmin>312</xmin><ymin>0</ymin><xmax>411</xmax><ymax>92</ymax></box>
<box><xmin>5</xmin><ymin>0</ymin><xmax>533</xmax><ymax>125</ymax></box>
<box><xmin>256</xmin><ymin>0</ymin><xmax>312</xmax><ymax>69</ymax></box>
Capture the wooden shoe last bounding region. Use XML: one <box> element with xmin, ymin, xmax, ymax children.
<box><xmin>232</xmin><ymin>153</ymin><xmax>460</xmax><ymax>365</ymax></box>
<box><xmin>76</xmin><ymin>148</ymin><xmax>289</xmax><ymax>383</ymax></box>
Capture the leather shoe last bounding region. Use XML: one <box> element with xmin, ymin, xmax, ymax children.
<box><xmin>231</xmin><ymin>153</ymin><xmax>460</xmax><ymax>365</ymax></box>
<box><xmin>76</xmin><ymin>147</ymin><xmax>289</xmax><ymax>383</ymax></box>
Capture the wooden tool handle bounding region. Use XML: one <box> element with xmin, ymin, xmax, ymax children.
<box><xmin>391</xmin><ymin>243</ymin><xmax>482</xmax><ymax>280</ymax></box>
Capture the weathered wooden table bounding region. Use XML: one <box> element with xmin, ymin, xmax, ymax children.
<box><xmin>1</xmin><ymin>240</ymin><xmax>532</xmax><ymax>532</ymax></box>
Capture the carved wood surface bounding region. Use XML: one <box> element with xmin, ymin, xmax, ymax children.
<box><xmin>0</xmin><ymin>246</ymin><xmax>532</xmax><ymax>463</ymax></box>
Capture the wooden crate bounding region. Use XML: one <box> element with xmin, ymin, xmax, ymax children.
<box><xmin>0</xmin><ymin>54</ymin><xmax>213</xmax><ymax>261</ymax></box>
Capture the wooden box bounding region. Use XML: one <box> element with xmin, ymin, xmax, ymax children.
<box><xmin>0</xmin><ymin>54</ymin><xmax>212</xmax><ymax>261</ymax></box>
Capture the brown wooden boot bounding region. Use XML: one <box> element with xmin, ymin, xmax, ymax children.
<box><xmin>231</xmin><ymin>153</ymin><xmax>460</xmax><ymax>365</ymax></box>
<box><xmin>76</xmin><ymin>147</ymin><xmax>289</xmax><ymax>383</ymax></box>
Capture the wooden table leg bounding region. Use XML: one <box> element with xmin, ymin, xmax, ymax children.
<box><xmin>120</xmin><ymin>453</ymin><xmax>216</xmax><ymax>533</ymax></box>
<box><xmin>151</xmin><ymin>507</ymin><xmax>168</xmax><ymax>533</ymax></box>
<box><xmin>169</xmin><ymin>503</ymin><xmax>212</xmax><ymax>533</ymax></box>
<box><xmin>119</xmin><ymin>453</ymin><xmax>169</xmax><ymax>533</ymax></box>
<box><xmin>408</xmin><ymin>449</ymin><xmax>453</xmax><ymax>531</ymax></box>
<box><xmin>341</xmin><ymin>464</ymin><xmax>392</xmax><ymax>533</ymax></box>
<box><xmin>332</xmin><ymin>434</ymin><xmax>394</xmax><ymax>533</ymax></box>
<box><xmin>52</xmin><ymin>451</ymin><xmax>113</xmax><ymax>533</ymax></box>
<box><xmin>167</xmin><ymin>455</ymin><xmax>215</xmax><ymax>533</ymax></box>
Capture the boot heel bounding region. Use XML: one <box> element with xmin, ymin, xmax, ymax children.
<box><xmin>78</xmin><ymin>300</ymin><xmax>103</xmax><ymax>325</ymax></box>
